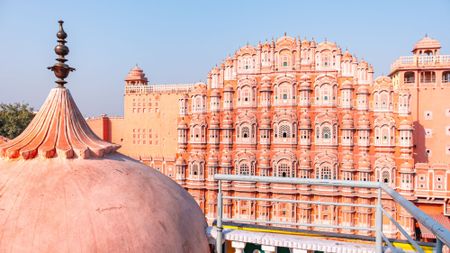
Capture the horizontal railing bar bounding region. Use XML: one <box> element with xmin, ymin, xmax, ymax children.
<box><xmin>222</xmin><ymin>196</ymin><xmax>376</xmax><ymax>208</ymax></box>
<box><xmin>380</xmin><ymin>183</ymin><xmax>450</xmax><ymax>246</ymax></box>
<box><xmin>214</xmin><ymin>174</ymin><xmax>381</xmax><ymax>188</ymax></box>
<box><xmin>222</xmin><ymin>218</ymin><xmax>375</xmax><ymax>231</ymax></box>
<box><xmin>381</xmin><ymin>234</ymin><xmax>400</xmax><ymax>253</ymax></box>
<box><xmin>382</xmin><ymin>208</ymin><xmax>424</xmax><ymax>253</ymax></box>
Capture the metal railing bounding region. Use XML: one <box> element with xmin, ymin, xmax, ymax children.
<box><xmin>213</xmin><ymin>174</ymin><xmax>450</xmax><ymax>253</ymax></box>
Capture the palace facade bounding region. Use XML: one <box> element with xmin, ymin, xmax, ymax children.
<box><xmin>87</xmin><ymin>35</ymin><xmax>450</xmax><ymax>238</ymax></box>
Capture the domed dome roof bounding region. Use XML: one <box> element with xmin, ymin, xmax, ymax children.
<box><xmin>208</xmin><ymin>152</ymin><xmax>219</xmax><ymax>164</ymax></box>
<box><xmin>224</xmin><ymin>83</ymin><xmax>234</xmax><ymax>92</ymax></box>
<box><xmin>261</xmin><ymin>75</ymin><xmax>271</xmax><ymax>82</ymax></box>
<box><xmin>357</xmin><ymin>113</ymin><xmax>370</xmax><ymax>129</ymax></box>
<box><xmin>399</xmin><ymin>119</ymin><xmax>413</xmax><ymax>130</ymax></box>
<box><xmin>221</xmin><ymin>113</ymin><xmax>233</xmax><ymax>128</ymax></box>
<box><xmin>356</xmin><ymin>85</ymin><xmax>370</xmax><ymax>94</ymax></box>
<box><xmin>358</xmin><ymin>154</ymin><xmax>371</xmax><ymax>170</ymax></box>
<box><xmin>299</xmin><ymin>77</ymin><xmax>311</xmax><ymax>90</ymax></box>
<box><xmin>259</xmin><ymin>111</ymin><xmax>271</xmax><ymax>128</ymax></box>
<box><xmin>299</xmin><ymin>152</ymin><xmax>311</xmax><ymax>167</ymax></box>
<box><xmin>300</xmin><ymin>74</ymin><xmax>310</xmax><ymax>81</ymax></box>
<box><xmin>401</xmin><ymin>161</ymin><xmax>413</xmax><ymax>170</ymax></box>
<box><xmin>210</xmin><ymin>88</ymin><xmax>221</xmax><ymax>97</ymax></box>
<box><xmin>342</xmin><ymin>153</ymin><xmax>353</xmax><ymax>163</ymax></box>
<box><xmin>341</xmin><ymin>113</ymin><xmax>354</xmax><ymax>129</ymax></box>
<box><xmin>176</xmin><ymin>156</ymin><xmax>187</xmax><ymax>166</ymax></box>
<box><xmin>0</xmin><ymin>21</ymin><xmax>209</xmax><ymax>253</ymax></box>
<box><xmin>220</xmin><ymin>152</ymin><xmax>232</xmax><ymax>166</ymax></box>
<box><xmin>342</xmin><ymin>50</ymin><xmax>352</xmax><ymax>60</ymax></box>
<box><xmin>177</xmin><ymin>118</ymin><xmax>188</xmax><ymax>129</ymax></box>
<box><xmin>299</xmin><ymin>112</ymin><xmax>311</xmax><ymax>129</ymax></box>
<box><xmin>341</xmin><ymin>80</ymin><xmax>353</xmax><ymax>90</ymax></box>
<box><xmin>125</xmin><ymin>65</ymin><xmax>148</xmax><ymax>84</ymax></box>
<box><xmin>209</xmin><ymin>113</ymin><xmax>220</xmax><ymax>127</ymax></box>
<box><xmin>260</xmin><ymin>76</ymin><xmax>271</xmax><ymax>90</ymax></box>
<box><xmin>413</xmin><ymin>35</ymin><xmax>441</xmax><ymax>52</ymax></box>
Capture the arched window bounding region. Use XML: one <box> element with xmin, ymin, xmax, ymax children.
<box><xmin>242</xmin><ymin>126</ymin><xmax>250</xmax><ymax>138</ymax></box>
<box><xmin>379</xmin><ymin>91</ymin><xmax>389</xmax><ymax>110</ymax></box>
<box><xmin>322</xmin><ymin>127</ymin><xmax>331</xmax><ymax>139</ymax></box>
<box><xmin>279</xmin><ymin>124</ymin><xmax>291</xmax><ymax>139</ymax></box>
<box><xmin>239</xmin><ymin>163</ymin><xmax>250</xmax><ymax>175</ymax></box>
<box><xmin>278</xmin><ymin>162</ymin><xmax>291</xmax><ymax>177</ymax></box>
<box><xmin>190</xmin><ymin>125</ymin><xmax>201</xmax><ymax>141</ymax></box>
<box><xmin>404</xmin><ymin>72</ymin><xmax>415</xmax><ymax>83</ymax></box>
<box><xmin>443</xmin><ymin>71</ymin><xmax>450</xmax><ymax>83</ymax></box>
<box><xmin>192</xmin><ymin>164</ymin><xmax>198</xmax><ymax>175</ymax></box>
<box><xmin>282</xmin><ymin>56</ymin><xmax>288</xmax><ymax>67</ymax></box>
<box><xmin>381</xmin><ymin>170</ymin><xmax>390</xmax><ymax>184</ymax></box>
<box><xmin>381</xmin><ymin>126</ymin><xmax>390</xmax><ymax>145</ymax></box>
<box><xmin>321</xmin><ymin>166</ymin><xmax>332</xmax><ymax>179</ymax></box>
<box><xmin>322</xmin><ymin>53</ymin><xmax>330</xmax><ymax>67</ymax></box>
<box><xmin>240</xmin><ymin>86</ymin><xmax>252</xmax><ymax>104</ymax></box>
<box><xmin>277</xmin><ymin>82</ymin><xmax>292</xmax><ymax>104</ymax></box>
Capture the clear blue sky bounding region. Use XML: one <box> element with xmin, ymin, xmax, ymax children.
<box><xmin>0</xmin><ymin>0</ymin><xmax>449</xmax><ymax>116</ymax></box>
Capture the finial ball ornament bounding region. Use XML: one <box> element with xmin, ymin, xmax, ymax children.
<box><xmin>48</xmin><ymin>20</ymin><xmax>75</xmax><ymax>87</ymax></box>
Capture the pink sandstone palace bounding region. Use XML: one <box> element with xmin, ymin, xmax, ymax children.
<box><xmin>87</xmin><ymin>35</ymin><xmax>450</xmax><ymax>239</ymax></box>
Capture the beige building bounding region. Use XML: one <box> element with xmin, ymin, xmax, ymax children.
<box><xmin>87</xmin><ymin>66</ymin><xmax>193</xmax><ymax>174</ymax></box>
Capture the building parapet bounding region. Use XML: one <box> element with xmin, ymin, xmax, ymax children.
<box><xmin>391</xmin><ymin>55</ymin><xmax>450</xmax><ymax>72</ymax></box>
<box><xmin>125</xmin><ymin>83</ymin><xmax>194</xmax><ymax>94</ymax></box>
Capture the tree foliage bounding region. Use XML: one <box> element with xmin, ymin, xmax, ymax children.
<box><xmin>0</xmin><ymin>103</ymin><xmax>35</xmax><ymax>139</ymax></box>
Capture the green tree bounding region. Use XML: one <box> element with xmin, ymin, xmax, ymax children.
<box><xmin>0</xmin><ymin>103</ymin><xmax>35</xmax><ymax>139</ymax></box>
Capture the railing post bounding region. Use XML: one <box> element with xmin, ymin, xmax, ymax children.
<box><xmin>376</xmin><ymin>186</ymin><xmax>383</xmax><ymax>253</ymax></box>
<box><xmin>216</xmin><ymin>180</ymin><xmax>223</xmax><ymax>253</ymax></box>
<box><xmin>435</xmin><ymin>238</ymin><xmax>443</xmax><ymax>253</ymax></box>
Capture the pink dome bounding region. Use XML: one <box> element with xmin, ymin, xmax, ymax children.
<box><xmin>208</xmin><ymin>152</ymin><xmax>219</xmax><ymax>164</ymax></box>
<box><xmin>399</xmin><ymin>119</ymin><xmax>413</xmax><ymax>130</ymax></box>
<box><xmin>0</xmin><ymin>21</ymin><xmax>208</xmax><ymax>251</ymax></box>
<box><xmin>342</xmin><ymin>50</ymin><xmax>352</xmax><ymax>60</ymax></box>
<box><xmin>358</xmin><ymin>155</ymin><xmax>371</xmax><ymax>170</ymax></box>
<box><xmin>299</xmin><ymin>152</ymin><xmax>311</xmax><ymax>167</ymax></box>
<box><xmin>177</xmin><ymin>118</ymin><xmax>188</xmax><ymax>129</ymax></box>
<box><xmin>341</xmin><ymin>113</ymin><xmax>354</xmax><ymax>129</ymax></box>
<box><xmin>341</xmin><ymin>80</ymin><xmax>353</xmax><ymax>90</ymax></box>
<box><xmin>176</xmin><ymin>156</ymin><xmax>187</xmax><ymax>166</ymax></box>
<box><xmin>356</xmin><ymin>85</ymin><xmax>370</xmax><ymax>94</ymax></box>
<box><xmin>413</xmin><ymin>36</ymin><xmax>441</xmax><ymax>52</ymax></box>
<box><xmin>299</xmin><ymin>112</ymin><xmax>311</xmax><ymax>129</ymax></box>
<box><xmin>357</xmin><ymin>113</ymin><xmax>370</xmax><ymax>129</ymax></box>
<box><xmin>224</xmin><ymin>83</ymin><xmax>234</xmax><ymax>92</ymax></box>
<box><xmin>125</xmin><ymin>65</ymin><xmax>148</xmax><ymax>84</ymax></box>
<box><xmin>220</xmin><ymin>152</ymin><xmax>232</xmax><ymax>166</ymax></box>
<box><xmin>342</xmin><ymin>153</ymin><xmax>353</xmax><ymax>166</ymax></box>
<box><xmin>210</xmin><ymin>88</ymin><xmax>221</xmax><ymax>97</ymax></box>
<box><xmin>260</xmin><ymin>111</ymin><xmax>271</xmax><ymax>128</ymax></box>
<box><xmin>401</xmin><ymin>161</ymin><xmax>413</xmax><ymax>170</ymax></box>
<box><xmin>209</xmin><ymin>113</ymin><xmax>220</xmax><ymax>127</ymax></box>
<box><xmin>258</xmin><ymin>150</ymin><xmax>271</xmax><ymax>168</ymax></box>
<box><xmin>0</xmin><ymin>87</ymin><xmax>209</xmax><ymax>253</ymax></box>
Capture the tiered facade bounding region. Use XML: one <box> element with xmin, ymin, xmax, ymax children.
<box><xmin>86</xmin><ymin>35</ymin><xmax>450</xmax><ymax>238</ymax></box>
<box><xmin>173</xmin><ymin>36</ymin><xmax>415</xmax><ymax>237</ymax></box>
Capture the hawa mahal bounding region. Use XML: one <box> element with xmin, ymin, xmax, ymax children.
<box><xmin>87</xmin><ymin>35</ymin><xmax>450</xmax><ymax>238</ymax></box>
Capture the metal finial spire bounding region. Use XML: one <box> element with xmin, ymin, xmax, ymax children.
<box><xmin>48</xmin><ymin>20</ymin><xmax>75</xmax><ymax>87</ymax></box>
